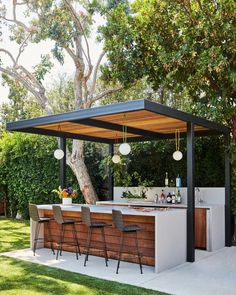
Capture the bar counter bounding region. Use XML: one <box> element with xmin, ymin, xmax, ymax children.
<box><xmin>33</xmin><ymin>204</ymin><xmax>187</xmax><ymax>273</ymax></box>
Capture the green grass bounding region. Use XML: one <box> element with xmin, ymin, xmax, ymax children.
<box><xmin>0</xmin><ymin>256</ymin><xmax>166</xmax><ymax>295</ymax></box>
<box><xmin>0</xmin><ymin>218</ymin><xmax>167</xmax><ymax>295</ymax></box>
<box><xmin>0</xmin><ymin>218</ymin><xmax>30</xmax><ymax>252</ymax></box>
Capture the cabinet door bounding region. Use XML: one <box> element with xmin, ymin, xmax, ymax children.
<box><xmin>195</xmin><ymin>208</ymin><xmax>207</xmax><ymax>249</ymax></box>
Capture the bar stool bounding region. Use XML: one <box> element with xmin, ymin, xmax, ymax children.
<box><xmin>112</xmin><ymin>209</ymin><xmax>143</xmax><ymax>274</ymax></box>
<box><xmin>52</xmin><ymin>205</ymin><xmax>81</xmax><ymax>260</ymax></box>
<box><xmin>29</xmin><ymin>204</ymin><xmax>55</xmax><ymax>256</ymax></box>
<box><xmin>81</xmin><ymin>206</ymin><xmax>111</xmax><ymax>267</ymax></box>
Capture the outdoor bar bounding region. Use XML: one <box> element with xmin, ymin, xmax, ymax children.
<box><xmin>6</xmin><ymin>99</ymin><xmax>231</xmax><ymax>272</ymax></box>
<box><xmin>34</xmin><ymin>204</ymin><xmax>186</xmax><ymax>273</ymax></box>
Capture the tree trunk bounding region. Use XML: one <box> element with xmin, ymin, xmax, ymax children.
<box><xmin>68</xmin><ymin>140</ymin><xmax>98</xmax><ymax>204</ymax></box>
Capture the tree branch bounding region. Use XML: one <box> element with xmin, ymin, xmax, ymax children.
<box><xmin>63</xmin><ymin>0</ymin><xmax>91</xmax><ymax>67</ymax></box>
<box><xmin>89</xmin><ymin>51</ymin><xmax>105</xmax><ymax>98</ymax></box>
<box><xmin>0</xmin><ymin>65</ymin><xmax>41</xmax><ymax>100</ymax></box>
<box><xmin>0</xmin><ymin>64</ymin><xmax>53</xmax><ymax>114</ymax></box>
<box><xmin>3</xmin><ymin>0</ymin><xmax>31</xmax><ymax>32</ymax></box>
<box><xmin>15</xmin><ymin>34</ymin><xmax>30</xmax><ymax>65</ymax></box>
<box><xmin>0</xmin><ymin>49</ymin><xmax>16</xmax><ymax>65</ymax></box>
<box><xmin>64</xmin><ymin>46</ymin><xmax>77</xmax><ymax>65</ymax></box>
<box><xmin>88</xmin><ymin>86</ymin><xmax>124</xmax><ymax>107</ymax></box>
<box><xmin>17</xmin><ymin>65</ymin><xmax>44</xmax><ymax>90</ymax></box>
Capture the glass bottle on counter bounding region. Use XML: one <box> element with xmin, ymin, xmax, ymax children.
<box><xmin>176</xmin><ymin>174</ymin><xmax>182</xmax><ymax>188</ymax></box>
<box><xmin>154</xmin><ymin>193</ymin><xmax>159</xmax><ymax>203</ymax></box>
<box><xmin>165</xmin><ymin>172</ymin><xmax>169</xmax><ymax>187</ymax></box>
<box><xmin>160</xmin><ymin>189</ymin><xmax>166</xmax><ymax>203</ymax></box>
<box><xmin>176</xmin><ymin>190</ymin><xmax>182</xmax><ymax>204</ymax></box>
<box><xmin>171</xmin><ymin>191</ymin><xmax>176</xmax><ymax>204</ymax></box>
<box><xmin>166</xmin><ymin>192</ymin><xmax>172</xmax><ymax>204</ymax></box>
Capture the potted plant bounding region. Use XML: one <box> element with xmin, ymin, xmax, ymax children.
<box><xmin>121</xmin><ymin>172</ymin><xmax>154</xmax><ymax>201</ymax></box>
<box><xmin>52</xmin><ymin>186</ymin><xmax>77</xmax><ymax>205</ymax></box>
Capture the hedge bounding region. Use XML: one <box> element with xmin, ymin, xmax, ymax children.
<box><xmin>0</xmin><ymin>133</ymin><xmax>105</xmax><ymax>219</ymax></box>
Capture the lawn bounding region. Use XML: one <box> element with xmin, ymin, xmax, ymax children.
<box><xmin>0</xmin><ymin>218</ymin><xmax>30</xmax><ymax>252</ymax></box>
<box><xmin>0</xmin><ymin>218</ymin><xmax>167</xmax><ymax>295</ymax></box>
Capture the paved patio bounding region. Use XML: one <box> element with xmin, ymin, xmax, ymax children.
<box><xmin>2</xmin><ymin>247</ymin><xmax>236</xmax><ymax>295</ymax></box>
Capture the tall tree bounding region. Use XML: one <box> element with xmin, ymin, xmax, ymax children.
<box><xmin>100</xmin><ymin>0</ymin><xmax>236</xmax><ymax>138</ymax></box>
<box><xmin>0</xmin><ymin>74</ymin><xmax>43</xmax><ymax>132</ymax></box>
<box><xmin>0</xmin><ymin>0</ymin><xmax>122</xmax><ymax>204</ymax></box>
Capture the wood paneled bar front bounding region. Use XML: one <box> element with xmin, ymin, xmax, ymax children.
<box><xmin>32</xmin><ymin>204</ymin><xmax>186</xmax><ymax>273</ymax></box>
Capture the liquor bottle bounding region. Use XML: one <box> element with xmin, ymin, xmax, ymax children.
<box><xmin>154</xmin><ymin>193</ymin><xmax>159</xmax><ymax>203</ymax></box>
<box><xmin>177</xmin><ymin>190</ymin><xmax>182</xmax><ymax>204</ymax></box>
<box><xmin>165</xmin><ymin>172</ymin><xmax>169</xmax><ymax>187</ymax></box>
<box><xmin>176</xmin><ymin>174</ymin><xmax>182</xmax><ymax>188</ymax></box>
<box><xmin>166</xmin><ymin>192</ymin><xmax>172</xmax><ymax>204</ymax></box>
<box><xmin>160</xmin><ymin>189</ymin><xmax>166</xmax><ymax>203</ymax></box>
<box><xmin>171</xmin><ymin>191</ymin><xmax>176</xmax><ymax>204</ymax></box>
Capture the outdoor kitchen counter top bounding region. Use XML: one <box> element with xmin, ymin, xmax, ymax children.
<box><xmin>37</xmin><ymin>203</ymin><xmax>186</xmax><ymax>217</ymax></box>
<box><xmin>96</xmin><ymin>200</ymin><xmax>223</xmax><ymax>209</ymax></box>
<box><xmin>35</xmin><ymin>203</ymin><xmax>186</xmax><ymax>273</ymax></box>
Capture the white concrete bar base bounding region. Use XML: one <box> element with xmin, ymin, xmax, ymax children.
<box><xmin>155</xmin><ymin>210</ymin><xmax>186</xmax><ymax>273</ymax></box>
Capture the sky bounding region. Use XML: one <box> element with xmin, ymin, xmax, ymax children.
<box><xmin>0</xmin><ymin>1</ymin><xmax>105</xmax><ymax>105</ymax></box>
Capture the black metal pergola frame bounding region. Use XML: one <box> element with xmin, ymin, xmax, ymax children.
<box><xmin>6</xmin><ymin>99</ymin><xmax>232</xmax><ymax>262</ymax></box>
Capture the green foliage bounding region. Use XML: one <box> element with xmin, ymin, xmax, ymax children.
<box><xmin>0</xmin><ymin>74</ymin><xmax>43</xmax><ymax>131</ymax></box>
<box><xmin>33</xmin><ymin>54</ymin><xmax>53</xmax><ymax>82</ymax></box>
<box><xmin>100</xmin><ymin>0</ymin><xmax>236</xmax><ymax>125</ymax></box>
<box><xmin>47</xmin><ymin>74</ymin><xmax>76</xmax><ymax>113</ymax></box>
<box><xmin>0</xmin><ymin>133</ymin><xmax>106</xmax><ymax>218</ymax></box>
<box><xmin>109</xmin><ymin>137</ymin><xmax>225</xmax><ymax>188</ymax></box>
<box><xmin>122</xmin><ymin>190</ymin><xmax>146</xmax><ymax>199</ymax></box>
<box><xmin>0</xmin><ymin>132</ymin><xmax>57</xmax><ymax>218</ymax></box>
<box><xmin>0</xmin><ymin>133</ymin><xmax>77</xmax><ymax>218</ymax></box>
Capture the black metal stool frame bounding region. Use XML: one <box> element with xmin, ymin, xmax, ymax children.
<box><xmin>112</xmin><ymin>209</ymin><xmax>143</xmax><ymax>274</ymax></box>
<box><xmin>81</xmin><ymin>206</ymin><xmax>111</xmax><ymax>267</ymax></box>
<box><xmin>52</xmin><ymin>205</ymin><xmax>81</xmax><ymax>260</ymax></box>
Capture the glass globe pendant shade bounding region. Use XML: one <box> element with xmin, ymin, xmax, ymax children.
<box><xmin>54</xmin><ymin>149</ymin><xmax>64</xmax><ymax>160</ymax></box>
<box><xmin>119</xmin><ymin>143</ymin><xmax>131</xmax><ymax>155</ymax></box>
<box><xmin>112</xmin><ymin>154</ymin><xmax>121</xmax><ymax>164</ymax></box>
<box><xmin>173</xmin><ymin>150</ymin><xmax>183</xmax><ymax>161</ymax></box>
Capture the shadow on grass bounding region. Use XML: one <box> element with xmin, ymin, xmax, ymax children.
<box><xmin>0</xmin><ymin>256</ymin><xmax>166</xmax><ymax>295</ymax></box>
<box><xmin>0</xmin><ymin>219</ymin><xmax>30</xmax><ymax>253</ymax></box>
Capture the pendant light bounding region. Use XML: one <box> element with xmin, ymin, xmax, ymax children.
<box><xmin>173</xmin><ymin>129</ymin><xmax>183</xmax><ymax>161</ymax></box>
<box><xmin>54</xmin><ymin>124</ymin><xmax>64</xmax><ymax>160</ymax></box>
<box><xmin>112</xmin><ymin>133</ymin><xmax>121</xmax><ymax>163</ymax></box>
<box><xmin>119</xmin><ymin>115</ymin><xmax>131</xmax><ymax>155</ymax></box>
<box><xmin>112</xmin><ymin>154</ymin><xmax>121</xmax><ymax>164</ymax></box>
<box><xmin>54</xmin><ymin>149</ymin><xmax>64</xmax><ymax>160</ymax></box>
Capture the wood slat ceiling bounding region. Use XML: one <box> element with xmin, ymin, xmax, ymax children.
<box><xmin>34</xmin><ymin>110</ymin><xmax>208</xmax><ymax>140</ymax></box>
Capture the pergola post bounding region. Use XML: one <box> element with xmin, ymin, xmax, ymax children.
<box><xmin>225</xmin><ymin>133</ymin><xmax>231</xmax><ymax>246</ymax></box>
<box><xmin>108</xmin><ymin>143</ymin><xmax>114</xmax><ymax>200</ymax></box>
<box><xmin>187</xmin><ymin>122</ymin><xmax>195</xmax><ymax>262</ymax></box>
<box><xmin>59</xmin><ymin>137</ymin><xmax>66</xmax><ymax>188</ymax></box>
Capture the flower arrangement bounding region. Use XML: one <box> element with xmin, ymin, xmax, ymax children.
<box><xmin>52</xmin><ymin>186</ymin><xmax>77</xmax><ymax>199</ymax></box>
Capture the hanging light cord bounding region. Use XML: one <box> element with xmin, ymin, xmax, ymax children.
<box><xmin>175</xmin><ymin>129</ymin><xmax>180</xmax><ymax>151</ymax></box>
<box><xmin>122</xmin><ymin>115</ymin><xmax>127</xmax><ymax>143</ymax></box>
<box><xmin>114</xmin><ymin>133</ymin><xmax>118</xmax><ymax>152</ymax></box>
